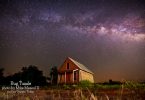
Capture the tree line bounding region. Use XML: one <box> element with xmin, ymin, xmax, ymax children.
<box><xmin>0</xmin><ymin>65</ymin><xmax>58</xmax><ymax>87</ymax></box>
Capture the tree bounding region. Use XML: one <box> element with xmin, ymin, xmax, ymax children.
<box><xmin>20</xmin><ymin>65</ymin><xmax>48</xmax><ymax>86</ymax></box>
<box><xmin>3</xmin><ymin>65</ymin><xmax>48</xmax><ymax>86</ymax></box>
<box><xmin>0</xmin><ymin>68</ymin><xmax>4</xmax><ymax>78</ymax></box>
<box><xmin>0</xmin><ymin>68</ymin><xmax>4</xmax><ymax>86</ymax></box>
<box><xmin>50</xmin><ymin>66</ymin><xmax>58</xmax><ymax>85</ymax></box>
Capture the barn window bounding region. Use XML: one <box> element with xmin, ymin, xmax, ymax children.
<box><xmin>67</xmin><ymin>63</ymin><xmax>69</xmax><ymax>69</ymax></box>
<box><xmin>74</xmin><ymin>71</ymin><xmax>76</xmax><ymax>80</ymax></box>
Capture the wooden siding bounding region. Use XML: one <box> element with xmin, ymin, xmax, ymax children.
<box><xmin>58</xmin><ymin>71</ymin><xmax>79</xmax><ymax>84</ymax></box>
<box><xmin>79</xmin><ymin>70</ymin><xmax>94</xmax><ymax>83</ymax></box>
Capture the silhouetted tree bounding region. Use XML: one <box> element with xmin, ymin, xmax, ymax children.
<box><xmin>4</xmin><ymin>75</ymin><xmax>13</xmax><ymax>85</ymax></box>
<box><xmin>109</xmin><ymin>79</ymin><xmax>113</xmax><ymax>84</ymax></box>
<box><xmin>2</xmin><ymin>65</ymin><xmax>48</xmax><ymax>86</ymax></box>
<box><xmin>0</xmin><ymin>68</ymin><xmax>4</xmax><ymax>78</ymax></box>
<box><xmin>20</xmin><ymin>65</ymin><xmax>47</xmax><ymax>86</ymax></box>
<box><xmin>50</xmin><ymin>66</ymin><xmax>58</xmax><ymax>85</ymax></box>
<box><xmin>0</xmin><ymin>68</ymin><xmax>4</xmax><ymax>86</ymax></box>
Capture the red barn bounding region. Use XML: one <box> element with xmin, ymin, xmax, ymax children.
<box><xmin>58</xmin><ymin>57</ymin><xmax>94</xmax><ymax>84</ymax></box>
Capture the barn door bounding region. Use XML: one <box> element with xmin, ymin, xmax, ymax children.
<box><xmin>66</xmin><ymin>72</ymin><xmax>71</xmax><ymax>83</ymax></box>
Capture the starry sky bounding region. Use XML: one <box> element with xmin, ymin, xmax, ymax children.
<box><xmin>0</xmin><ymin>0</ymin><xmax>145</xmax><ymax>82</ymax></box>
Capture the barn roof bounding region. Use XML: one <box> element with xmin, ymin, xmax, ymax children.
<box><xmin>68</xmin><ymin>57</ymin><xmax>94</xmax><ymax>74</ymax></box>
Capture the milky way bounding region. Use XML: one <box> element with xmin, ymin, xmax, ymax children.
<box><xmin>0</xmin><ymin>0</ymin><xmax>145</xmax><ymax>82</ymax></box>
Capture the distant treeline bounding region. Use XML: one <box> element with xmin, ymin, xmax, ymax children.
<box><xmin>0</xmin><ymin>65</ymin><xmax>58</xmax><ymax>87</ymax></box>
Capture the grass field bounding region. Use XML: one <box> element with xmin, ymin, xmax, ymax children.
<box><xmin>0</xmin><ymin>81</ymin><xmax>145</xmax><ymax>100</ymax></box>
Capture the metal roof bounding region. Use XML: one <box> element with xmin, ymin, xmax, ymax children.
<box><xmin>68</xmin><ymin>57</ymin><xmax>94</xmax><ymax>74</ymax></box>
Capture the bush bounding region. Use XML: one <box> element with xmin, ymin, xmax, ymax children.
<box><xmin>72</xmin><ymin>84</ymin><xmax>79</xmax><ymax>89</ymax></box>
<box><xmin>79</xmin><ymin>80</ymin><xmax>93</xmax><ymax>89</ymax></box>
<box><xmin>94</xmin><ymin>83</ymin><xmax>121</xmax><ymax>90</ymax></box>
<box><xmin>124</xmin><ymin>81</ymin><xmax>145</xmax><ymax>90</ymax></box>
<box><xmin>63</xmin><ymin>84</ymin><xmax>71</xmax><ymax>89</ymax></box>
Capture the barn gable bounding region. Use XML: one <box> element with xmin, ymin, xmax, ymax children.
<box><xmin>58</xmin><ymin>57</ymin><xmax>93</xmax><ymax>74</ymax></box>
<box><xmin>58</xmin><ymin>57</ymin><xmax>79</xmax><ymax>72</ymax></box>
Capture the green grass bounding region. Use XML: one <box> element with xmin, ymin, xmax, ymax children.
<box><xmin>94</xmin><ymin>84</ymin><xmax>121</xmax><ymax>89</ymax></box>
<box><xmin>40</xmin><ymin>81</ymin><xmax>145</xmax><ymax>90</ymax></box>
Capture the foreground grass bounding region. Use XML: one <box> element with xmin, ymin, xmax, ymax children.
<box><xmin>0</xmin><ymin>81</ymin><xmax>145</xmax><ymax>100</ymax></box>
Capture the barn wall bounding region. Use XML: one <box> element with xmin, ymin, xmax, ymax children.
<box><xmin>58</xmin><ymin>73</ymin><xmax>74</xmax><ymax>83</ymax></box>
<box><xmin>58</xmin><ymin>58</ymin><xmax>79</xmax><ymax>71</ymax></box>
<box><xmin>58</xmin><ymin>74</ymin><xmax>65</xmax><ymax>83</ymax></box>
<box><xmin>79</xmin><ymin>70</ymin><xmax>94</xmax><ymax>83</ymax></box>
<box><xmin>58</xmin><ymin>70</ymin><xmax>94</xmax><ymax>83</ymax></box>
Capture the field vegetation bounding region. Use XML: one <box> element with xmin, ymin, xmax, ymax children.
<box><xmin>0</xmin><ymin>80</ymin><xmax>145</xmax><ymax>100</ymax></box>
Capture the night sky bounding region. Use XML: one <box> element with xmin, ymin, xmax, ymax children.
<box><xmin>0</xmin><ymin>0</ymin><xmax>145</xmax><ymax>82</ymax></box>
